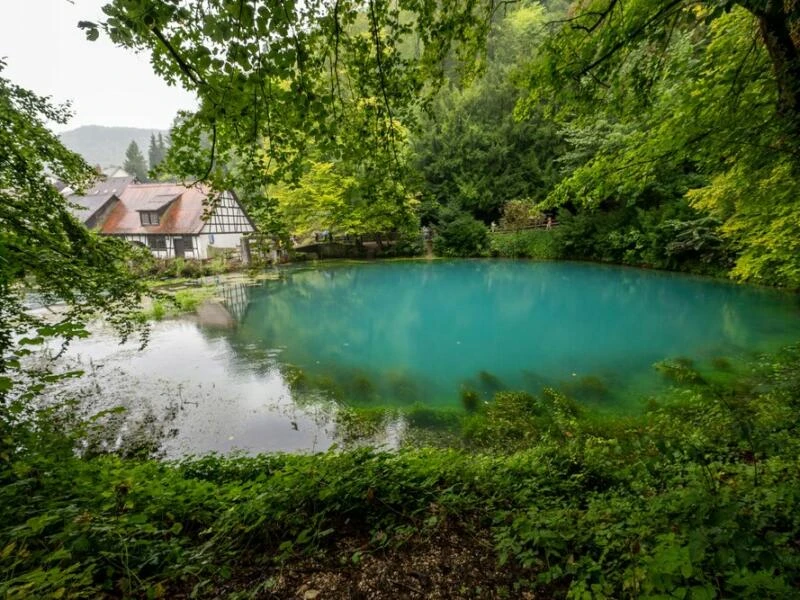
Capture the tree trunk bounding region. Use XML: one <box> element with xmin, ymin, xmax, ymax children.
<box><xmin>752</xmin><ymin>1</ymin><xmax>800</xmax><ymax>130</ymax></box>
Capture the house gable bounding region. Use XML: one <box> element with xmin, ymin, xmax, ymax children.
<box><xmin>202</xmin><ymin>191</ymin><xmax>255</xmax><ymax>234</ymax></box>
<box><xmin>66</xmin><ymin>193</ymin><xmax>119</xmax><ymax>229</ymax></box>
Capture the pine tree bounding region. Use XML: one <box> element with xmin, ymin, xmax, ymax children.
<box><xmin>147</xmin><ymin>133</ymin><xmax>160</xmax><ymax>173</ymax></box>
<box><xmin>123</xmin><ymin>140</ymin><xmax>148</xmax><ymax>181</ymax></box>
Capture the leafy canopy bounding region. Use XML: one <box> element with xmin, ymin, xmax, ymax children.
<box><xmin>0</xmin><ymin>61</ymin><xmax>147</xmax><ymax>403</ymax></box>
<box><xmin>522</xmin><ymin>1</ymin><xmax>800</xmax><ymax>285</ymax></box>
<box><xmin>82</xmin><ymin>0</ymin><xmax>499</xmax><ymax>203</ymax></box>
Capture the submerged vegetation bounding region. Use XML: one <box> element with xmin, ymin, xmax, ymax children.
<box><xmin>5</xmin><ymin>346</ymin><xmax>800</xmax><ymax>597</ymax></box>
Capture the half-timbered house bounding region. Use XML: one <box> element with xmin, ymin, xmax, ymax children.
<box><xmin>67</xmin><ymin>180</ymin><xmax>256</xmax><ymax>259</ymax></box>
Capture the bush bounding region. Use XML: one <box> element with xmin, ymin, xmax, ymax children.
<box><xmin>385</xmin><ymin>230</ymin><xmax>424</xmax><ymax>257</ymax></box>
<box><xmin>433</xmin><ymin>213</ymin><xmax>489</xmax><ymax>257</ymax></box>
<box><xmin>489</xmin><ymin>229</ymin><xmax>562</xmax><ymax>259</ymax></box>
<box><xmin>555</xmin><ymin>203</ymin><xmax>732</xmax><ymax>277</ymax></box>
<box><xmin>499</xmin><ymin>199</ymin><xmax>545</xmax><ymax>230</ymax></box>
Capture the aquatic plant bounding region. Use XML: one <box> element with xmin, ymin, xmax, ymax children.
<box><xmin>459</xmin><ymin>386</ymin><xmax>481</xmax><ymax>412</ymax></box>
<box><xmin>150</xmin><ymin>300</ymin><xmax>166</xmax><ymax>321</ymax></box>
<box><xmin>654</xmin><ymin>358</ymin><xmax>707</xmax><ymax>386</ymax></box>
<box><xmin>477</xmin><ymin>370</ymin><xmax>504</xmax><ymax>394</ymax></box>
<box><xmin>711</xmin><ymin>356</ymin><xmax>733</xmax><ymax>371</ymax></box>
<box><xmin>282</xmin><ymin>365</ymin><xmax>307</xmax><ymax>392</ymax></box>
<box><xmin>563</xmin><ymin>374</ymin><xmax>609</xmax><ymax>401</ymax></box>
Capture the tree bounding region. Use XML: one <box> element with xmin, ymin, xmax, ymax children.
<box><xmin>78</xmin><ymin>0</ymin><xmax>497</xmax><ymax>211</ymax></box>
<box><xmin>529</xmin><ymin>1</ymin><xmax>800</xmax><ymax>133</ymax></box>
<box><xmin>157</xmin><ymin>133</ymin><xmax>167</xmax><ymax>162</ymax></box>
<box><xmin>514</xmin><ymin>1</ymin><xmax>800</xmax><ymax>285</ymax></box>
<box><xmin>147</xmin><ymin>132</ymin><xmax>166</xmax><ymax>174</ymax></box>
<box><xmin>123</xmin><ymin>140</ymin><xmax>148</xmax><ymax>181</ymax></box>
<box><xmin>0</xmin><ymin>60</ymin><xmax>146</xmax><ymax>404</ymax></box>
<box><xmin>412</xmin><ymin>4</ymin><xmax>566</xmax><ymax>225</ymax></box>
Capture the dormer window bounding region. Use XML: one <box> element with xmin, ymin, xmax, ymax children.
<box><xmin>140</xmin><ymin>211</ymin><xmax>160</xmax><ymax>226</ymax></box>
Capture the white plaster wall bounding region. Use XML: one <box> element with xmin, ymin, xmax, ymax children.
<box><xmin>207</xmin><ymin>232</ymin><xmax>243</xmax><ymax>248</ymax></box>
<box><xmin>195</xmin><ymin>234</ymin><xmax>210</xmax><ymax>260</ymax></box>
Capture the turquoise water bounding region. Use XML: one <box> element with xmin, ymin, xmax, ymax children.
<box><xmin>51</xmin><ymin>260</ymin><xmax>800</xmax><ymax>455</ymax></box>
<box><xmin>230</xmin><ymin>260</ymin><xmax>800</xmax><ymax>411</ymax></box>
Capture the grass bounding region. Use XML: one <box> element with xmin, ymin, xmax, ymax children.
<box><xmin>138</xmin><ymin>286</ymin><xmax>217</xmax><ymax>321</ymax></box>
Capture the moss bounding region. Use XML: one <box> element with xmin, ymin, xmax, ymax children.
<box><xmin>406</xmin><ymin>404</ymin><xmax>462</xmax><ymax>430</ymax></box>
<box><xmin>348</xmin><ymin>373</ymin><xmax>377</xmax><ymax>403</ymax></box>
<box><xmin>564</xmin><ymin>375</ymin><xmax>610</xmax><ymax>401</ymax></box>
<box><xmin>385</xmin><ymin>371</ymin><xmax>421</xmax><ymax>404</ymax></box>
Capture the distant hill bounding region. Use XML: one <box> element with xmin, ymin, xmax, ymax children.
<box><xmin>59</xmin><ymin>125</ymin><xmax>168</xmax><ymax>169</ymax></box>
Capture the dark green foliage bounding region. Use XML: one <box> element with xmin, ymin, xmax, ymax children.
<box><xmin>433</xmin><ymin>213</ymin><xmax>489</xmax><ymax>257</ymax></box>
<box><xmin>411</xmin><ymin>5</ymin><xmax>566</xmax><ymax>226</ymax></box>
<box><xmin>554</xmin><ymin>203</ymin><xmax>732</xmax><ymax>276</ymax></box>
<box><xmin>384</xmin><ymin>229</ymin><xmax>424</xmax><ymax>257</ymax></box>
<box><xmin>59</xmin><ymin>126</ymin><xmax>167</xmax><ymax>169</ymax></box>
<box><xmin>654</xmin><ymin>357</ymin><xmax>707</xmax><ymax>386</ymax></box>
<box><xmin>459</xmin><ymin>386</ymin><xmax>481</xmax><ymax>412</ymax></box>
<box><xmin>5</xmin><ymin>349</ymin><xmax>800</xmax><ymax>597</ymax></box>
<box><xmin>122</xmin><ymin>140</ymin><xmax>148</xmax><ymax>182</ymax></box>
<box><xmin>0</xmin><ymin>63</ymin><xmax>146</xmax><ymax>406</ymax></box>
<box><xmin>147</xmin><ymin>132</ymin><xmax>168</xmax><ymax>175</ymax></box>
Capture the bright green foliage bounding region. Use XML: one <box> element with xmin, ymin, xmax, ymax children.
<box><xmin>522</xmin><ymin>2</ymin><xmax>800</xmax><ymax>285</ymax></box>
<box><xmin>123</xmin><ymin>140</ymin><xmax>148</xmax><ymax>181</ymax></box>
<box><xmin>85</xmin><ymin>0</ymin><xmax>496</xmax><ymax>224</ymax></box>
<box><xmin>489</xmin><ymin>229</ymin><xmax>561</xmax><ymax>259</ymax></box>
<box><xmin>688</xmin><ymin>158</ymin><xmax>800</xmax><ymax>286</ymax></box>
<box><xmin>274</xmin><ymin>155</ymin><xmax>419</xmax><ymax>239</ymax></box>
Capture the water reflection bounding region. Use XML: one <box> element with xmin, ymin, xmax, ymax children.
<box><xmin>48</xmin><ymin>260</ymin><xmax>800</xmax><ymax>456</ymax></box>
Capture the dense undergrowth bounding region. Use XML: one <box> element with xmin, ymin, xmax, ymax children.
<box><xmin>3</xmin><ymin>348</ymin><xmax>800</xmax><ymax>598</ymax></box>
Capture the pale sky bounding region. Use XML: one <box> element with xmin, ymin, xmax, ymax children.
<box><xmin>0</xmin><ymin>0</ymin><xmax>197</xmax><ymax>131</ymax></box>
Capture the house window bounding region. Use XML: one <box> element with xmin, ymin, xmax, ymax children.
<box><xmin>140</xmin><ymin>211</ymin><xmax>160</xmax><ymax>226</ymax></box>
<box><xmin>148</xmin><ymin>235</ymin><xmax>167</xmax><ymax>251</ymax></box>
<box><xmin>182</xmin><ymin>236</ymin><xmax>193</xmax><ymax>250</ymax></box>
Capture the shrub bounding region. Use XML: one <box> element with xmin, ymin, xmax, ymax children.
<box><xmin>386</xmin><ymin>230</ymin><xmax>424</xmax><ymax>257</ymax></box>
<box><xmin>499</xmin><ymin>199</ymin><xmax>545</xmax><ymax>230</ymax></box>
<box><xmin>6</xmin><ymin>349</ymin><xmax>800</xmax><ymax>598</ymax></box>
<box><xmin>433</xmin><ymin>213</ymin><xmax>489</xmax><ymax>257</ymax></box>
<box><xmin>489</xmin><ymin>229</ymin><xmax>562</xmax><ymax>259</ymax></box>
<box><xmin>150</xmin><ymin>300</ymin><xmax>166</xmax><ymax>320</ymax></box>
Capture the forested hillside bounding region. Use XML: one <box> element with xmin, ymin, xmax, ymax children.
<box><xmin>59</xmin><ymin>125</ymin><xmax>166</xmax><ymax>168</ymax></box>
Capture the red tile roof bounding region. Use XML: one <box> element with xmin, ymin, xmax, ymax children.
<box><xmin>100</xmin><ymin>183</ymin><xmax>212</xmax><ymax>236</ymax></box>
